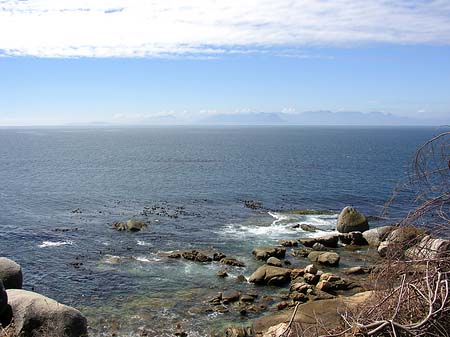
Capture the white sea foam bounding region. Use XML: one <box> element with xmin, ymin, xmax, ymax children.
<box><xmin>134</xmin><ymin>256</ymin><xmax>162</xmax><ymax>263</ymax></box>
<box><xmin>38</xmin><ymin>240</ymin><xmax>73</xmax><ymax>248</ymax></box>
<box><xmin>136</xmin><ymin>240</ymin><xmax>152</xmax><ymax>246</ymax></box>
<box><xmin>221</xmin><ymin>212</ymin><xmax>338</xmax><ymax>241</ymax></box>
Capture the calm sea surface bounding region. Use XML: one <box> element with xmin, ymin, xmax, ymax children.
<box><xmin>0</xmin><ymin>126</ymin><xmax>441</xmax><ymax>335</ymax></box>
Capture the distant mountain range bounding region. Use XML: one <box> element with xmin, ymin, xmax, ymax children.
<box><xmin>197</xmin><ymin>111</ymin><xmax>445</xmax><ymax>126</ymax></box>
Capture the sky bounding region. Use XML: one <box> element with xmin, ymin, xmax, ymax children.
<box><xmin>0</xmin><ymin>0</ymin><xmax>450</xmax><ymax>126</ymax></box>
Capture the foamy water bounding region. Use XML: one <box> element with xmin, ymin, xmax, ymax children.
<box><xmin>38</xmin><ymin>240</ymin><xmax>73</xmax><ymax>248</ymax></box>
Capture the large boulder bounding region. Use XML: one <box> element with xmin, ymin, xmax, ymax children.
<box><xmin>362</xmin><ymin>226</ymin><xmax>395</xmax><ymax>246</ymax></box>
<box><xmin>252</xmin><ymin>247</ymin><xmax>286</xmax><ymax>261</ymax></box>
<box><xmin>336</xmin><ymin>206</ymin><xmax>368</xmax><ymax>233</ymax></box>
<box><xmin>0</xmin><ymin>257</ymin><xmax>23</xmax><ymax>289</ymax></box>
<box><xmin>253</xmin><ymin>291</ymin><xmax>374</xmax><ymax>336</ymax></box>
<box><xmin>6</xmin><ymin>289</ymin><xmax>87</xmax><ymax>337</ymax></box>
<box><xmin>248</xmin><ymin>265</ymin><xmax>291</xmax><ymax>286</ymax></box>
<box><xmin>299</xmin><ymin>234</ymin><xmax>339</xmax><ymax>248</ymax></box>
<box><xmin>0</xmin><ymin>280</ymin><xmax>7</xmax><ymax>315</ymax></box>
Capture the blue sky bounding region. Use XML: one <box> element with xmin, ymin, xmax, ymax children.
<box><xmin>0</xmin><ymin>0</ymin><xmax>450</xmax><ymax>125</ymax></box>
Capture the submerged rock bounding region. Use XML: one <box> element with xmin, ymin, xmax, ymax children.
<box><xmin>252</xmin><ymin>247</ymin><xmax>286</xmax><ymax>261</ymax></box>
<box><xmin>220</xmin><ymin>257</ymin><xmax>246</xmax><ymax>267</ymax></box>
<box><xmin>6</xmin><ymin>289</ymin><xmax>87</xmax><ymax>337</ymax></box>
<box><xmin>300</xmin><ymin>224</ymin><xmax>318</xmax><ymax>232</ymax></box>
<box><xmin>249</xmin><ymin>265</ymin><xmax>291</xmax><ymax>286</ymax></box>
<box><xmin>0</xmin><ymin>257</ymin><xmax>23</xmax><ymax>289</ymax></box>
<box><xmin>336</xmin><ymin>206</ymin><xmax>368</xmax><ymax>233</ymax></box>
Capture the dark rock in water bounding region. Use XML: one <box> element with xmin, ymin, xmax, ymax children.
<box><xmin>291</xmin><ymin>223</ymin><xmax>300</xmax><ymax>229</ymax></box>
<box><xmin>236</xmin><ymin>275</ymin><xmax>247</xmax><ymax>283</ymax></box>
<box><xmin>0</xmin><ymin>257</ymin><xmax>23</xmax><ymax>289</ymax></box>
<box><xmin>71</xmin><ymin>208</ymin><xmax>82</xmax><ymax>214</ymax></box>
<box><xmin>113</xmin><ymin>219</ymin><xmax>148</xmax><ymax>232</ymax></box>
<box><xmin>299</xmin><ymin>234</ymin><xmax>339</xmax><ymax>248</ymax></box>
<box><xmin>362</xmin><ymin>226</ymin><xmax>395</xmax><ymax>246</ymax></box>
<box><xmin>0</xmin><ymin>280</ymin><xmax>7</xmax><ymax>315</ymax></box>
<box><xmin>248</xmin><ymin>265</ymin><xmax>291</xmax><ymax>286</ymax></box>
<box><xmin>337</xmin><ymin>206</ymin><xmax>369</xmax><ymax>233</ymax></box>
<box><xmin>7</xmin><ymin>289</ymin><xmax>87</xmax><ymax>337</ymax></box>
<box><xmin>252</xmin><ymin>247</ymin><xmax>286</xmax><ymax>261</ymax></box>
<box><xmin>168</xmin><ymin>248</ymin><xmax>225</xmax><ymax>263</ymax></box>
<box><xmin>222</xmin><ymin>290</ymin><xmax>241</xmax><ymax>304</ymax></box>
<box><xmin>182</xmin><ymin>250</ymin><xmax>211</xmax><ymax>263</ymax></box>
<box><xmin>300</xmin><ymin>224</ymin><xmax>318</xmax><ymax>232</ymax></box>
<box><xmin>220</xmin><ymin>257</ymin><xmax>245</xmax><ymax>267</ymax></box>
<box><xmin>243</xmin><ymin>200</ymin><xmax>263</xmax><ymax>210</ymax></box>
<box><xmin>240</xmin><ymin>294</ymin><xmax>256</xmax><ymax>303</ymax></box>
<box><xmin>217</xmin><ymin>269</ymin><xmax>228</xmax><ymax>278</ymax></box>
<box><xmin>279</xmin><ymin>239</ymin><xmax>298</xmax><ymax>247</ymax></box>
<box><xmin>308</xmin><ymin>251</ymin><xmax>340</xmax><ymax>267</ymax></box>
<box><xmin>339</xmin><ymin>231</ymin><xmax>368</xmax><ymax>246</ymax></box>
<box><xmin>266</xmin><ymin>257</ymin><xmax>282</xmax><ymax>267</ymax></box>
<box><xmin>213</xmin><ymin>252</ymin><xmax>227</xmax><ymax>261</ymax></box>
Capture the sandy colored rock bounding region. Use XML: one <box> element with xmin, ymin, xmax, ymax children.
<box><xmin>248</xmin><ymin>265</ymin><xmax>291</xmax><ymax>286</ymax></box>
<box><xmin>337</xmin><ymin>206</ymin><xmax>368</xmax><ymax>233</ymax></box>
<box><xmin>6</xmin><ymin>289</ymin><xmax>87</xmax><ymax>337</ymax></box>
<box><xmin>362</xmin><ymin>226</ymin><xmax>395</xmax><ymax>246</ymax></box>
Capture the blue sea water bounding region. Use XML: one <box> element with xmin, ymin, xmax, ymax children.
<box><xmin>0</xmin><ymin>126</ymin><xmax>442</xmax><ymax>335</ymax></box>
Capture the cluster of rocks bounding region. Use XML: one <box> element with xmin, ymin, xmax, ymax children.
<box><xmin>0</xmin><ymin>257</ymin><xmax>87</xmax><ymax>337</ymax></box>
<box><xmin>165</xmin><ymin>248</ymin><xmax>246</xmax><ymax>268</ymax></box>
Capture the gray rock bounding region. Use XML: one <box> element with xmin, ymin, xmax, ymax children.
<box><xmin>113</xmin><ymin>219</ymin><xmax>147</xmax><ymax>232</ymax></box>
<box><xmin>266</xmin><ymin>257</ymin><xmax>283</xmax><ymax>267</ymax></box>
<box><xmin>308</xmin><ymin>251</ymin><xmax>340</xmax><ymax>267</ymax></box>
<box><xmin>6</xmin><ymin>289</ymin><xmax>87</xmax><ymax>337</ymax></box>
<box><xmin>220</xmin><ymin>257</ymin><xmax>246</xmax><ymax>267</ymax></box>
<box><xmin>0</xmin><ymin>257</ymin><xmax>23</xmax><ymax>289</ymax></box>
<box><xmin>248</xmin><ymin>265</ymin><xmax>291</xmax><ymax>286</ymax></box>
<box><xmin>252</xmin><ymin>247</ymin><xmax>286</xmax><ymax>261</ymax></box>
<box><xmin>300</xmin><ymin>224</ymin><xmax>318</xmax><ymax>232</ymax></box>
<box><xmin>336</xmin><ymin>206</ymin><xmax>368</xmax><ymax>233</ymax></box>
<box><xmin>362</xmin><ymin>226</ymin><xmax>395</xmax><ymax>246</ymax></box>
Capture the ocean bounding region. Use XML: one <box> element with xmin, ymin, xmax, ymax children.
<box><xmin>0</xmin><ymin>126</ymin><xmax>441</xmax><ymax>336</ymax></box>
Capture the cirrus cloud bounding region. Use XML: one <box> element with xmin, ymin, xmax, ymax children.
<box><xmin>1</xmin><ymin>0</ymin><xmax>450</xmax><ymax>58</ymax></box>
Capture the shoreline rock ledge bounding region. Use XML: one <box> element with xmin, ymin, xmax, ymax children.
<box><xmin>336</xmin><ymin>206</ymin><xmax>369</xmax><ymax>233</ymax></box>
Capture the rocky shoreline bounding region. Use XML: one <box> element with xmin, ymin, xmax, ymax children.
<box><xmin>1</xmin><ymin>205</ymin><xmax>449</xmax><ymax>337</ymax></box>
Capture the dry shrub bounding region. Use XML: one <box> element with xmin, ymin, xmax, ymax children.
<box><xmin>312</xmin><ymin>131</ymin><xmax>450</xmax><ymax>337</ymax></box>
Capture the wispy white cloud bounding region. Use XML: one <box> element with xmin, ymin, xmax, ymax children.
<box><xmin>1</xmin><ymin>0</ymin><xmax>450</xmax><ymax>58</ymax></box>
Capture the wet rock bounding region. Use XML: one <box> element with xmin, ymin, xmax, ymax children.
<box><xmin>362</xmin><ymin>226</ymin><xmax>395</xmax><ymax>246</ymax></box>
<box><xmin>299</xmin><ymin>234</ymin><xmax>339</xmax><ymax>248</ymax></box>
<box><xmin>113</xmin><ymin>219</ymin><xmax>148</xmax><ymax>232</ymax></box>
<box><xmin>7</xmin><ymin>289</ymin><xmax>87</xmax><ymax>337</ymax></box>
<box><xmin>217</xmin><ymin>269</ymin><xmax>228</xmax><ymax>278</ymax></box>
<box><xmin>240</xmin><ymin>294</ymin><xmax>256</xmax><ymax>303</ymax></box>
<box><xmin>243</xmin><ymin>200</ymin><xmax>263</xmax><ymax>210</ymax></box>
<box><xmin>249</xmin><ymin>265</ymin><xmax>291</xmax><ymax>286</ymax></box>
<box><xmin>220</xmin><ymin>257</ymin><xmax>245</xmax><ymax>267</ymax></box>
<box><xmin>236</xmin><ymin>275</ymin><xmax>247</xmax><ymax>283</ymax></box>
<box><xmin>291</xmin><ymin>224</ymin><xmax>300</xmax><ymax>229</ymax></box>
<box><xmin>0</xmin><ymin>257</ymin><xmax>23</xmax><ymax>289</ymax></box>
<box><xmin>209</xmin><ymin>293</ymin><xmax>222</xmax><ymax>305</ymax></box>
<box><xmin>339</xmin><ymin>231</ymin><xmax>368</xmax><ymax>246</ymax></box>
<box><xmin>308</xmin><ymin>251</ymin><xmax>340</xmax><ymax>267</ymax></box>
<box><xmin>279</xmin><ymin>239</ymin><xmax>298</xmax><ymax>247</ymax></box>
<box><xmin>225</xmin><ymin>326</ymin><xmax>252</xmax><ymax>337</ymax></box>
<box><xmin>304</xmin><ymin>264</ymin><xmax>318</xmax><ymax>275</ymax></box>
<box><xmin>168</xmin><ymin>249</ymin><xmax>225</xmax><ymax>263</ymax></box>
<box><xmin>71</xmin><ymin>208</ymin><xmax>82</xmax><ymax>214</ymax></box>
<box><xmin>252</xmin><ymin>247</ymin><xmax>286</xmax><ymax>261</ymax></box>
<box><xmin>267</xmin><ymin>257</ymin><xmax>282</xmax><ymax>267</ymax></box>
<box><xmin>222</xmin><ymin>291</ymin><xmax>241</xmax><ymax>304</ymax></box>
<box><xmin>336</xmin><ymin>206</ymin><xmax>368</xmax><ymax>233</ymax></box>
<box><xmin>300</xmin><ymin>224</ymin><xmax>318</xmax><ymax>232</ymax></box>
<box><xmin>182</xmin><ymin>250</ymin><xmax>211</xmax><ymax>262</ymax></box>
